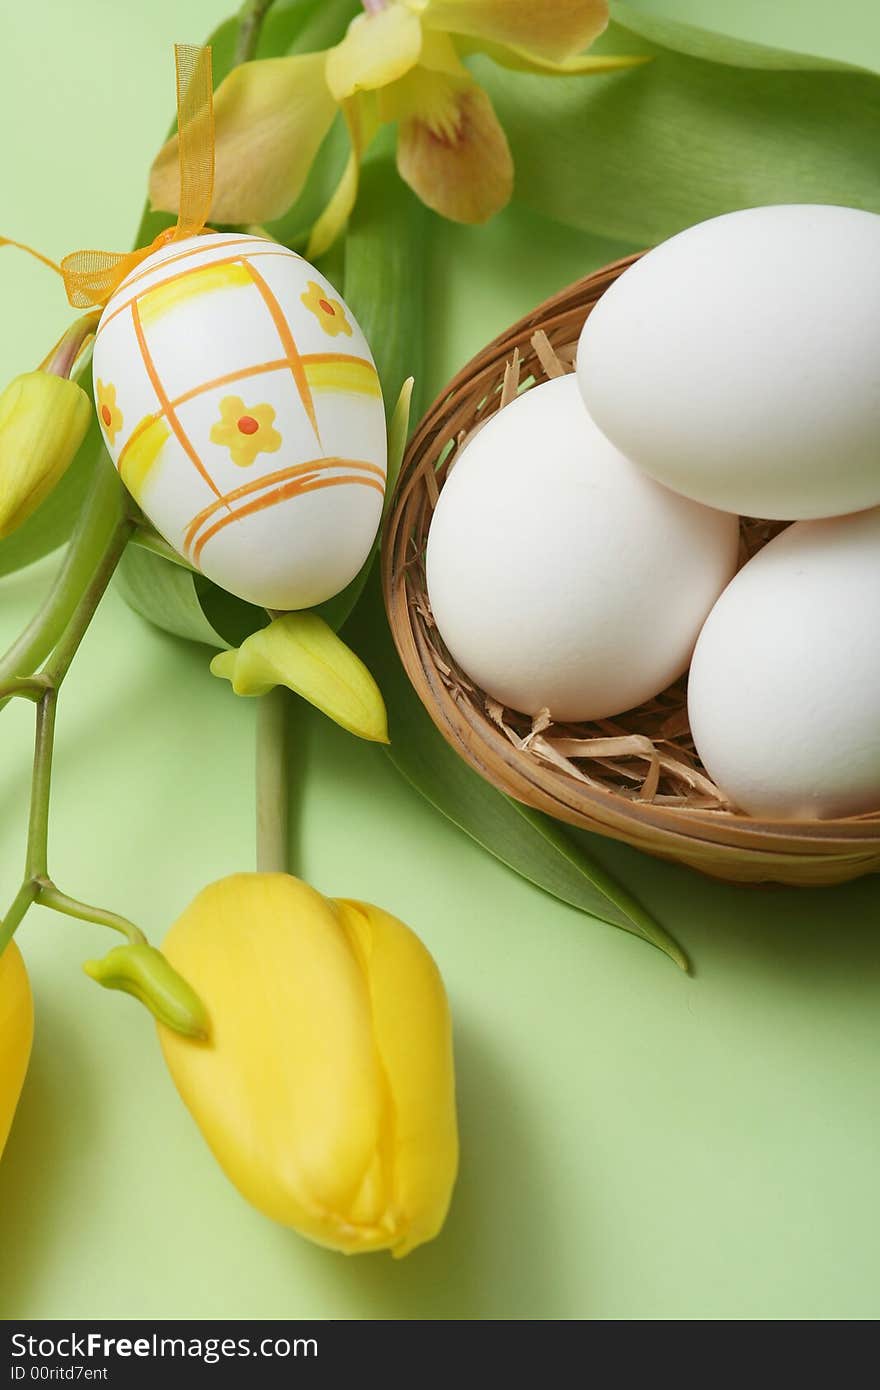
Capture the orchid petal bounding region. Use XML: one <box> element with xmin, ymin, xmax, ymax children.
<box><xmin>306</xmin><ymin>96</ymin><xmax>380</xmax><ymax>260</ymax></box>
<box><xmin>150</xmin><ymin>54</ymin><xmax>337</xmax><ymax>225</ymax></box>
<box><xmin>413</xmin><ymin>0</ymin><xmax>609</xmax><ymax>64</ymax></box>
<box><xmin>458</xmin><ymin>37</ymin><xmax>650</xmax><ymax>78</ymax></box>
<box><xmin>326</xmin><ymin>6</ymin><xmax>423</xmax><ymax>103</ymax></box>
<box><xmin>395</xmin><ymin>72</ymin><xmax>513</xmax><ymax>225</ymax></box>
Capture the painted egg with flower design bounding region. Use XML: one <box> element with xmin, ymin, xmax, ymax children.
<box><xmin>92</xmin><ymin>232</ymin><xmax>386</xmax><ymax>609</ymax></box>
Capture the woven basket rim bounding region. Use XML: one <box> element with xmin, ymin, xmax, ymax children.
<box><xmin>381</xmin><ymin>258</ymin><xmax>880</xmax><ymax>880</ymax></box>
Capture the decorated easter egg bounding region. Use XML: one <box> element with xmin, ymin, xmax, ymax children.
<box><xmin>92</xmin><ymin>232</ymin><xmax>386</xmax><ymax>609</ymax></box>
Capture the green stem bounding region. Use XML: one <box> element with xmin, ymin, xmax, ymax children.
<box><xmin>256</xmin><ymin>687</ymin><xmax>289</xmax><ymax>874</ymax></box>
<box><xmin>43</xmin><ymin>510</ymin><xmax>134</xmax><ymax>685</ymax></box>
<box><xmin>235</xmin><ymin>0</ymin><xmax>278</xmax><ymax>63</ymax></box>
<box><xmin>0</xmin><ymin>676</ymin><xmax>50</xmax><ymax>702</ymax></box>
<box><xmin>25</xmin><ymin>692</ymin><xmax>57</xmax><ymax>882</ymax></box>
<box><xmin>35</xmin><ymin>885</ymin><xmax>146</xmax><ymax>947</ymax></box>
<box><xmin>0</xmin><ymin>461</ymin><xmax>129</xmax><ymax>695</ymax></box>
<box><xmin>0</xmin><ymin>882</ymin><xmax>38</xmax><ymax>952</ymax></box>
<box><xmin>0</xmin><ymin>467</ymin><xmax>135</xmax><ymax>954</ymax></box>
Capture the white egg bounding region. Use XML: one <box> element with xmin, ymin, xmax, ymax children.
<box><xmin>93</xmin><ymin>232</ymin><xmax>386</xmax><ymax>609</ymax></box>
<box><xmin>425</xmin><ymin>375</ymin><xmax>739</xmax><ymax>722</ymax></box>
<box><xmin>577</xmin><ymin>204</ymin><xmax>880</xmax><ymax>520</ymax></box>
<box><xmin>688</xmin><ymin>508</ymin><xmax>880</xmax><ymax>819</ymax></box>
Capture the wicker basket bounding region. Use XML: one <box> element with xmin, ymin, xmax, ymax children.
<box><xmin>382</xmin><ymin>255</ymin><xmax>880</xmax><ymax>886</ymax></box>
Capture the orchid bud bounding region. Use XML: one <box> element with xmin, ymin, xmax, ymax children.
<box><xmin>83</xmin><ymin>944</ymin><xmax>210</xmax><ymax>1040</ymax></box>
<box><xmin>0</xmin><ymin>371</ymin><xmax>91</xmax><ymax>538</ymax></box>
<box><xmin>158</xmin><ymin>873</ymin><xmax>458</xmax><ymax>1256</ymax></box>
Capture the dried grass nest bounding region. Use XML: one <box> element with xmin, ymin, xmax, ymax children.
<box><xmin>382</xmin><ymin>255</ymin><xmax>880</xmax><ymax>885</ymax></box>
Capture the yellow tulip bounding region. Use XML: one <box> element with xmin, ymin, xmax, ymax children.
<box><xmin>150</xmin><ymin>0</ymin><xmax>643</xmax><ymax>256</ymax></box>
<box><xmin>1</xmin><ymin>941</ymin><xmax>34</xmax><ymax>1160</ymax></box>
<box><xmin>158</xmin><ymin>874</ymin><xmax>458</xmax><ymax>1256</ymax></box>
<box><xmin>0</xmin><ymin>371</ymin><xmax>92</xmax><ymax>539</ymax></box>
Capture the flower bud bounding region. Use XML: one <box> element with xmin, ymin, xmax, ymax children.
<box><xmin>0</xmin><ymin>371</ymin><xmax>92</xmax><ymax>538</ymax></box>
<box><xmin>1</xmin><ymin>941</ymin><xmax>34</xmax><ymax>1159</ymax></box>
<box><xmin>83</xmin><ymin>944</ymin><xmax>210</xmax><ymax>1040</ymax></box>
<box><xmin>211</xmin><ymin>612</ymin><xmax>389</xmax><ymax>743</ymax></box>
<box><xmin>158</xmin><ymin>873</ymin><xmax>458</xmax><ymax>1256</ymax></box>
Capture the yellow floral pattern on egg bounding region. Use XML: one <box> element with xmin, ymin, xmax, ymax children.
<box><xmin>210</xmin><ymin>396</ymin><xmax>282</xmax><ymax>468</ymax></box>
<box><xmin>301</xmin><ymin>280</ymin><xmax>352</xmax><ymax>337</ymax></box>
<box><xmin>96</xmin><ymin>379</ymin><xmax>123</xmax><ymax>446</ymax></box>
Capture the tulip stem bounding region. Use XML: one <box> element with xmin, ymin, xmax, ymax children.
<box><xmin>235</xmin><ymin>0</ymin><xmax>278</xmax><ymax>64</ymax></box>
<box><xmin>256</xmin><ymin>687</ymin><xmax>289</xmax><ymax>874</ymax></box>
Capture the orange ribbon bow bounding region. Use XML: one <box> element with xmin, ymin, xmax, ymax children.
<box><xmin>1</xmin><ymin>44</ymin><xmax>215</xmax><ymax>311</ymax></box>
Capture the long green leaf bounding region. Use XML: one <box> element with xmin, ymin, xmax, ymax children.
<box><xmin>345</xmin><ymin>576</ymin><xmax>688</xmax><ymax>970</ymax></box>
<box><xmin>316</xmin><ymin>154</ymin><xmax>426</xmax><ymax>634</ymax></box>
<box><xmin>114</xmin><ymin>545</ymin><xmax>262</xmax><ymax>649</ymax></box>
<box><xmin>483</xmin><ymin>1</ymin><xmax>880</xmax><ymax>246</ymax></box>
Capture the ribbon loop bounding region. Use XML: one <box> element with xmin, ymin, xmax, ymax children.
<box><xmin>3</xmin><ymin>45</ymin><xmax>215</xmax><ymax>312</ymax></box>
<box><xmin>175</xmin><ymin>42</ymin><xmax>216</xmax><ymax>238</ymax></box>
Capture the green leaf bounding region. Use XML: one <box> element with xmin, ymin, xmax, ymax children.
<box><xmin>314</xmin><ymin>157</ymin><xmax>426</xmax><ymax>635</ymax></box>
<box><xmin>343</xmin><ymin>153</ymin><xmax>428</xmax><ymax>422</ymax></box>
<box><xmin>114</xmin><ymin>545</ymin><xmax>262</xmax><ymax>650</ymax></box>
<box><xmin>383</xmin><ymin>375</ymin><xmax>414</xmax><ymax>514</ymax></box>
<box><xmin>345</xmin><ymin>575</ymin><xmax>688</xmax><ymax>971</ymax></box>
<box><xmin>482</xmin><ymin>0</ymin><xmax>880</xmax><ymax>246</ymax></box>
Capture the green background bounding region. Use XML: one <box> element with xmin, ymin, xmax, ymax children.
<box><xmin>2</xmin><ymin>0</ymin><xmax>880</xmax><ymax>1321</ymax></box>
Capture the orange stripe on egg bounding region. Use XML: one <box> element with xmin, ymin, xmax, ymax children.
<box><xmin>115</xmin><ymin>236</ymin><xmax>296</xmax><ymax>295</ymax></box>
<box><xmin>95</xmin><ymin>248</ymin><xmax>303</xmax><ymax>338</ymax></box>
<box><xmin>242</xmin><ymin>259</ymin><xmax>321</xmax><ymax>445</ymax></box>
<box><xmin>192</xmin><ymin>472</ymin><xmax>384</xmax><ymax>568</ymax></box>
<box><xmin>182</xmin><ymin>456</ymin><xmax>386</xmax><ymax>556</ymax></box>
<box><xmin>130</xmin><ymin>299</ymin><xmax>224</xmax><ymax>502</ymax></box>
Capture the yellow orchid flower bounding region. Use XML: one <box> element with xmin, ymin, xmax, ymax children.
<box><xmin>150</xmin><ymin>1</ymin><xmax>642</xmax><ymax>257</ymax></box>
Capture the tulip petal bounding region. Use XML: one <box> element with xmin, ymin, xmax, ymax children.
<box><xmin>210</xmin><ymin>611</ymin><xmax>389</xmax><ymax>744</ymax></box>
<box><xmin>325</xmin><ymin>5</ymin><xmax>423</xmax><ymax>102</ymax></box>
<box><xmin>0</xmin><ymin>942</ymin><xmax>33</xmax><ymax>1160</ymax></box>
<box><xmin>395</xmin><ymin>74</ymin><xmax>513</xmax><ymax>224</ymax></box>
<box><xmin>150</xmin><ymin>54</ymin><xmax>337</xmax><ymax>225</ymax></box>
<box><xmin>159</xmin><ymin>874</ymin><xmax>396</xmax><ymax>1250</ymax></box>
<box><xmin>334</xmin><ymin>900</ymin><xmax>458</xmax><ymax>1257</ymax></box>
<box><xmin>416</xmin><ymin>0</ymin><xmax>609</xmax><ymax>63</ymax></box>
